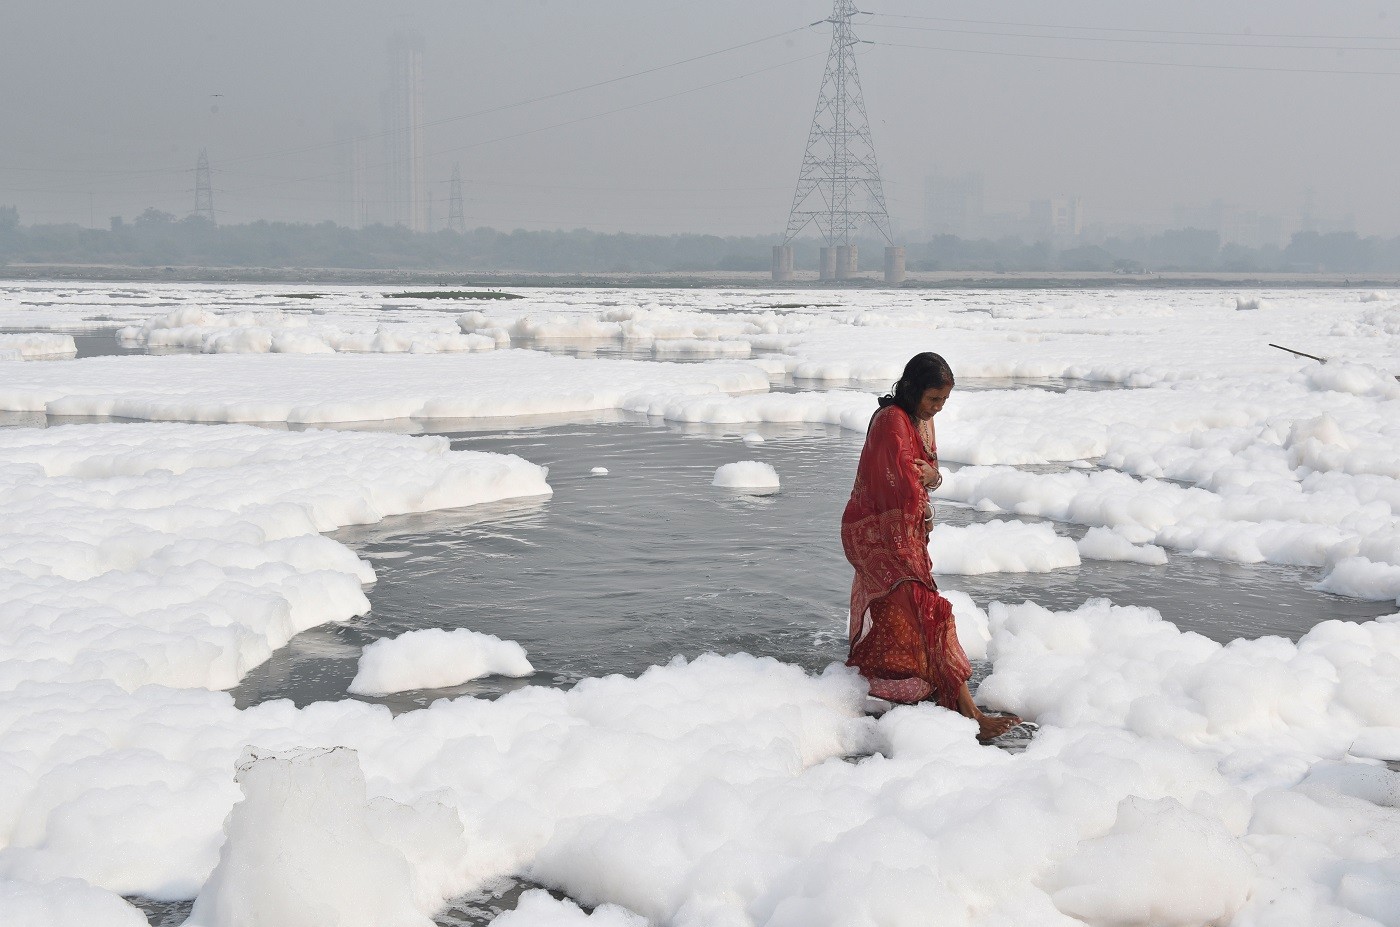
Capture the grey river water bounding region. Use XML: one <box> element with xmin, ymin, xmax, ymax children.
<box><xmin>231</xmin><ymin>418</ymin><xmax>1392</xmax><ymax>712</ymax></box>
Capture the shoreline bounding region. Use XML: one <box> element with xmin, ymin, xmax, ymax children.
<box><xmin>4</xmin><ymin>263</ymin><xmax>1399</xmax><ymax>289</ymax></box>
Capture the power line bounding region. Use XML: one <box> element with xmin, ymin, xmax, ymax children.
<box><xmin>871</xmin><ymin>39</ymin><xmax>1400</xmax><ymax>77</ymax></box>
<box><xmin>867</xmin><ymin>12</ymin><xmax>1400</xmax><ymax>44</ymax></box>
<box><xmin>863</xmin><ymin>20</ymin><xmax>1400</xmax><ymax>53</ymax></box>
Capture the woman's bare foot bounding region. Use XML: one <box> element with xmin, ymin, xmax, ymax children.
<box><xmin>954</xmin><ymin>682</ymin><xmax>1021</xmax><ymax>742</ymax></box>
<box><xmin>974</xmin><ymin>711</ymin><xmax>1021</xmax><ymax>742</ymax></box>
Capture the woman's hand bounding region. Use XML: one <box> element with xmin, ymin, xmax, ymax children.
<box><xmin>914</xmin><ymin>458</ymin><xmax>942</xmax><ymax>490</ymax></box>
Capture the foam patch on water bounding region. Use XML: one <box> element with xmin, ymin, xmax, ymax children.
<box><xmin>0</xmin><ymin>351</ymin><xmax>770</xmax><ymax>424</ymax></box>
<box><xmin>712</xmin><ymin>460</ymin><xmax>780</xmax><ymax>493</ymax></box>
<box><xmin>0</xmin><ymin>423</ymin><xmax>550</xmax><ymax>692</ymax></box>
<box><xmin>348</xmin><ymin>629</ymin><xmax>534</xmax><ymax>696</ymax></box>
<box><xmin>1077</xmin><ymin>526</ymin><xmax>1169</xmax><ymax>566</ymax></box>
<box><xmin>0</xmin><ymin>332</ymin><xmax>76</xmax><ymax>359</ymax></box>
<box><xmin>120</xmin><ymin>306</ymin><xmax>503</xmax><ymax>356</ymax></box>
<box><xmin>929</xmin><ymin>519</ymin><xmax>1081</xmax><ymax>575</ymax></box>
<box><xmin>491</xmin><ymin>890</ymin><xmax>646</xmax><ymax>927</ymax></box>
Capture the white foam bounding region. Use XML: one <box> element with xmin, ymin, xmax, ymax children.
<box><xmin>712</xmin><ymin>461</ymin><xmax>780</xmax><ymax>493</ymax></box>
<box><xmin>929</xmin><ymin>519</ymin><xmax>1081</xmax><ymax>575</ymax></box>
<box><xmin>119</xmin><ymin>306</ymin><xmax>500</xmax><ymax>356</ymax></box>
<box><xmin>0</xmin><ymin>877</ymin><xmax>147</xmax><ymax>927</ymax></box>
<box><xmin>0</xmin><ymin>332</ymin><xmax>76</xmax><ymax>359</ymax></box>
<box><xmin>1048</xmin><ymin>795</ymin><xmax>1253</xmax><ymax>925</ymax></box>
<box><xmin>0</xmin><ymin>351</ymin><xmax>769</xmax><ymax>424</ymax></box>
<box><xmin>1077</xmin><ymin>526</ymin><xmax>1169</xmax><ymax>566</ymax></box>
<box><xmin>186</xmin><ymin>748</ymin><xmax>452</xmax><ymax>927</ymax></box>
<box><xmin>0</xmin><ymin>423</ymin><xmax>550</xmax><ymax>692</ymax></box>
<box><xmin>348</xmin><ymin>629</ymin><xmax>534</xmax><ymax>696</ymax></box>
<box><xmin>490</xmin><ymin>891</ymin><xmax>646</xmax><ymax>927</ymax></box>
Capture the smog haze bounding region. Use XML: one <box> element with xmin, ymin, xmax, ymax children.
<box><xmin>3</xmin><ymin>0</ymin><xmax>1398</xmax><ymax>239</ymax></box>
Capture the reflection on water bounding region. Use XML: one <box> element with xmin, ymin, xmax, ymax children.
<box><xmin>232</xmin><ymin>422</ymin><xmax>1394</xmax><ymax>712</ymax></box>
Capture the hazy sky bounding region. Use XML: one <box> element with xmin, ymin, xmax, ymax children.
<box><xmin>4</xmin><ymin>0</ymin><xmax>1399</xmax><ymax>237</ymax></box>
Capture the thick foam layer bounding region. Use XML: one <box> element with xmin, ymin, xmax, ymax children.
<box><xmin>0</xmin><ymin>423</ymin><xmax>550</xmax><ymax>692</ymax></box>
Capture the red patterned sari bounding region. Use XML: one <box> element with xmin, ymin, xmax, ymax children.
<box><xmin>841</xmin><ymin>404</ymin><xmax>971</xmax><ymax>706</ymax></box>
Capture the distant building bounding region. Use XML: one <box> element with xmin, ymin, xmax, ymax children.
<box><xmin>385</xmin><ymin>33</ymin><xmax>426</xmax><ymax>233</ymax></box>
<box><xmin>1174</xmin><ymin>199</ymin><xmax>1283</xmax><ymax>249</ymax></box>
<box><xmin>923</xmin><ymin>172</ymin><xmax>984</xmax><ymax>239</ymax></box>
<box><xmin>1029</xmin><ymin>195</ymin><xmax>1083</xmax><ymax>241</ymax></box>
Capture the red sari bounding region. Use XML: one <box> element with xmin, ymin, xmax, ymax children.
<box><xmin>841</xmin><ymin>404</ymin><xmax>971</xmax><ymax>706</ymax></box>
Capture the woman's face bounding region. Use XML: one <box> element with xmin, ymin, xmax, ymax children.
<box><xmin>915</xmin><ymin>385</ymin><xmax>953</xmax><ymax>420</ymax></box>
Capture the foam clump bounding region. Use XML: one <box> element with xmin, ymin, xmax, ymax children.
<box><xmin>742</xmin><ymin>432</ymin><xmax>765</xmax><ymax>445</ymax></box>
<box><xmin>590</xmin><ymin>466</ymin><xmax>609</xmax><ymax>476</ymax></box>
<box><xmin>1300</xmin><ymin>361</ymin><xmax>1400</xmax><ymax>400</ymax></box>
<box><xmin>0</xmin><ymin>877</ymin><xmax>147</xmax><ymax>927</ymax></box>
<box><xmin>491</xmin><ymin>890</ymin><xmax>646</xmax><ymax>927</ymax></box>
<box><xmin>1234</xmin><ymin>295</ymin><xmax>1272</xmax><ymax>311</ymax></box>
<box><xmin>1077</xmin><ymin>526</ymin><xmax>1168</xmax><ymax>565</ymax></box>
<box><xmin>186</xmin><ymin>747</ymin><xmax>459</xmax><ymax>927</ymax></box>
<box><xmin>1049</xmin><ymin>795</ymin><xmax>1254</xmax><ymax>926</ymax></box>
<box><xmin>119</xmin><ymin>307</ymin><xmax>499</xmax><ymax>356</ymax></box>
<box><xmin>929</xmin><ymin>519</ymin><xmax>1080</xmax><ymax>574</ymax></box>
<box><xmin>348</xmin><ymin>628</ymin><xmax>534</xmax><ymax>695</ymax></box>
<box><xmin>0</xmin><ymin>351</ymin><xmax>770</xmax><ymax>424</ymax></box>
<box><xmin>0</xmin><ymin>423</ymin><xmax>550</xmax><ymax>692</ymax></box>
<box><xmin>712</xmin><ymin>460</ymin><xmax>780</xmax><ymax>494</ymax></box>
<box><xmin>0</xmin><ymin>332</ymin><xmax>77</xmax><ymax>359</ymax></box>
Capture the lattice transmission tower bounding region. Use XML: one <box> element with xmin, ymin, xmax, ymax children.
<box><xmin>193</xmin><ymin>148</ymin><xmax>215</xmax><ymax>224</ymax></box>
<box><xmin>782</xmin><ymin>0</ymin><xmax>891</xmax><ymax>248</ymax></box>
<box><xmin>447</xmin><ymin>164</ymin><xmax>466</xmax><ymax>233</ymax></box>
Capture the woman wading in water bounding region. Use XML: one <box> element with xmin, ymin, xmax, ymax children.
<box><xmin>841</xmin><ymin>352</ymin><xmax>1020</xmax><ymax>741</ymax></box>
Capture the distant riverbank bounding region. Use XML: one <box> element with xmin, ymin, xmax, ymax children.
<box><xmin>4</xmin><ymin>262</ymin><xmax>1400</xmax><ymax>289</ymax></box>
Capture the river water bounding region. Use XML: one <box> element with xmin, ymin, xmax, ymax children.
<box><xmin>230</xmin><ymin>417</ymin><xmax>1392</xmax><ymax>712</ymax></box>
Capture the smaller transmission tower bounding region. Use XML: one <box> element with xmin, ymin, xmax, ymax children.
<box><xmin>193</xmin><ymin>149</ymin><xmax>215</xmax><ymax>224</ymax></box>
<box><xmin>447</xmin><ymin>164</ymin><xmax>466</xmax><ymax>233</ymax></box>
<box><xmin>775</xmin><ymin>0</ymin><xmax>902</xmax><ymax>282</ymax></box>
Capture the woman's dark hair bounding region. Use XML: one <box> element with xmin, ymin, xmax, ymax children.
<box><xmin>877</xmin><ymin>352</ymin><xmax>955</xmax><ymax>419</ymax></box>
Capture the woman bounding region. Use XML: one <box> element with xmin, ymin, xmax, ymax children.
<box><xmin>841</xmin><ymin>352</ymin><xmax>1020</xmax><ymax>741</ymax></box>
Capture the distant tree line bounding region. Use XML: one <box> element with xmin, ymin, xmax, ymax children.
<box><xmin>3</xmin><ymin>205</ymin><xmax>1400</xmax><ymax>275</ymax></box>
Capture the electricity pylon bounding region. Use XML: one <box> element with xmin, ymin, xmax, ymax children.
<box><xmin>782</xmin><ymin>0</ymin><xmax>891</xmax><ymax>246</ymax></box>
<box><xmin>447</xmin><ymin>164</ymin><xmax>466</xmax><ymax>233</ymax></box>
<box><xmin>194</xmin><ymin>149</ymin><xmax>215</xmax><ymax>224</ymax></box>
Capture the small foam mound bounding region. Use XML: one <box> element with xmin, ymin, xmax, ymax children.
<box><xmin>491</xmin><ymin>891</ymin><xmax>647</xmax><ymax>927</ymax></box>
<box><xmin>348</xmin><ymin>628</ymin><xmax>534</xmax><ymax>695</ymax></box>
<box><xmin>1077</xmin><ymin>527</ymin><xmax>1168</xmax><ymax>566</ymax></box>
<box><xmin>1049</xmin><ymin>795</ymin><xmax>1254</xmax><ymax>926</ymax></box>
<box><xmin>1316</xmin><ymin>556</ymin><xmax>1400</xmax><ymax>603</ymax></box>
<box><xmin>0</xmin><ymin>877</ymin><xmax>147</xmax><ymax>927</ymax></box>
<box><xmin>186</xmin><ymin>747</ymin><xmax>461</xmax><ymax>927</ymax></box>
<box><xmin>1299</xmin><ymin>361</ymin><xmax>1400</xmax><ymax>400</ymax></box>
<box><xmin>742</xmin><ymin>432</ymin><xmax>765</xmax><ymax>445</ymax></box>
<box><xmin>1234</xmin><ymin>295</ymin><xmax>1272</xmax><ymax>311</ymax></box>
<box><xmin>590</xmin><ymin>467</ymin><xmax>609</xmax><ymax>476</ymax></box>
<box><xmin>0</xmin><ymin>332</ymin><xmax>76</xmax><ymax>359</ymax></box>
<box><xmin>929</xmin><ymin>519</ymin><xmax>1080</xmax><ymax>575</ymax></box>
<box><xmin>712</xmin><ymin>461</ymin><xmax>780</xmax><ymax>494</ymax></box>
